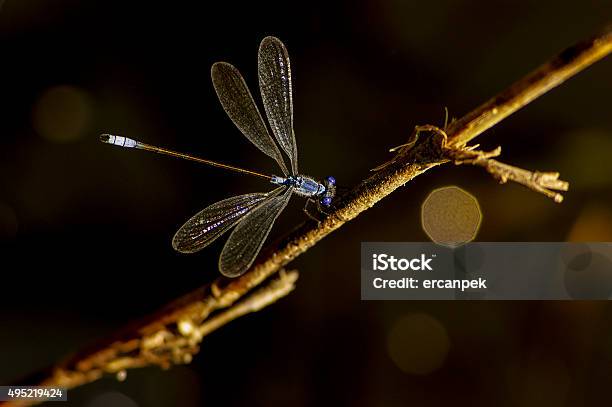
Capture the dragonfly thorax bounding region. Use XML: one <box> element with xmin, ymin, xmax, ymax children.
<box><xmin>270</xmin><ymin>174</ymin><xmax>336</xmax><ymax>206</ymax></box>
<box><xmin>271</xmin><ymin>175</ymin><xmax>324</xmax><ymax>197</ymax></box>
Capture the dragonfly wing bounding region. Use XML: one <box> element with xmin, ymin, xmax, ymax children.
<box><xmin>212</xmin><ymin>62</ymin><xmax>289</xmax><ymax>175</ymax></box>
<box><xmin>258</xmin><ymin>36</ymin><xmax>298</xmax><ymax>175</ymax></box>
<box><xmin>219</xmin><ymin>186</ymin><xmax>293</xmax><ymax>277</ymax></box>
<box><xmin>172</xmin><ymin>187</ymin><xmax>285</xmax><ymax>254</ymax></box>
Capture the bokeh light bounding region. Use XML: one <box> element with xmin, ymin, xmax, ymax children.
<box><xmin>387</xmin><ymin>313</ymin><xmax>450</xmax><ymax>375</ymax></box>
<box><xmin>421</xmin><ymin>186</ymin><xmax>482</xmax><ymax>246</ymax></box>
<box><xmin>560</xmin><ymin>243</ymin><xmax>592</xmax><ymax>270</ymax></box>
<box><xmin>32</xmin><ymin>85</ymin><xmax>93</xmax><ymax>143</ymax></box>
<box><xmin>563</xmin><ymin>251</ymin><xmax>612</xmax><ymax>300</ymax></box>
<box><xmin>567</xmin><ymin>204</ymin><xmax>612</xmax><ymax>241</ymax></box>
<box><xmin>116</xmin><ymin>370</ymin><xmax>127</xmax><ymax>382</ymax></box>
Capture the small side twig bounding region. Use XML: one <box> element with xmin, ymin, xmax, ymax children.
<box><xmin>398</xmin><ymin>124</ymin><xmax>570</xmax><ymax>203</ymax></box>
<box><xmin>449</xmin><ymin>145</ymin><xmax>569</xmax><ymax>203</ymax></box>
<box><xmin>3</xmin><ymin>271</ymin><xmax>298</xmax><ymax>407</ymax></box>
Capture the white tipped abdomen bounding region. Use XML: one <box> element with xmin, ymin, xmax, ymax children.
<box><xmin>100</xmin><ymin>134</ymin><xmax>138</xmax><ymax>148</ymax></box>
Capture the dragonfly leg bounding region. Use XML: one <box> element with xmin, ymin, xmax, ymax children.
<box><xmin>315</xmin><ymin>201</ymin><xmax>334</xmax><ymax>217</ymax></box>
<box><xmin>303</xmin><ymin>199</ymin><xmax>322</xmax><ymax>224</ymax></box>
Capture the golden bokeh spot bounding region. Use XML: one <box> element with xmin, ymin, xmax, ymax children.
<box><xmin>32</xmin><ymin>85</ymin><xmax>93</xmax><ymax>143</ymax></box>
<box><xmin>567</xmin><ymin>204</ymin><xmax>612</xmax><ymax>241</ymax></box>
<box><xmin>421</xmin><ymin>186</ymin><xmax>481</xmax><ymax>247</ymax></box>
<box><xmin>387</xmin><ymin>313</ymin><xmax>450</xmax><ymax>375</ymax></box>
<box><xmin>115</xmin><ymin>370</ymin><xmax>127</xmax><ymax>382</ymax></box>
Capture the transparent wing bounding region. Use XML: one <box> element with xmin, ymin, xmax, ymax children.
<box><xmin>172</xmin><ymin>187</ymin><xmax>285</xmax><ymax>254</ymax></box>
<box><xmin>219</xmin><ymin>187</ymin><xmax>293</xmax><ymax>277</ymax></box>
<box><xmin>258</xmin><ymin>36</ymin><xmax>298</xmax><ymax>175</ymax></box>
<box><xmin>211</xmin><ymin>61</ymin><xmax>289</xmax><ymax>175</ymax></box>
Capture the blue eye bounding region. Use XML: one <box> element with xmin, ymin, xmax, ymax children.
<box><xmin>321</xmin><ymin>196</ymin><xmax>332</xmax><ymax>207</ymax></box>
<box><xmin>326</xmin><ymin>176</ymin><xmax>336</xmax><ymax>186</ymax></box>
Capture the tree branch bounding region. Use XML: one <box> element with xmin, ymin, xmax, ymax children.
<box><xmin>445</xmin><ymin>26</ymin><xmax>612</xmax><ymax>147</ymax></box>
<box><xmin>4</xmin><ymin>27</ymin><xmax>611</xmax><ymax>406</ymax></box>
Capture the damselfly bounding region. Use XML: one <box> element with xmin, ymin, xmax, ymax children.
<box><xmin>100</xmin><ymin>36</ymin><xmax>336</xmax><ymax>277</ymax></box>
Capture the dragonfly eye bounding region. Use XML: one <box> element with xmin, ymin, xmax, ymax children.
<box><xmin>321</xmin><ymin>196</ymin><xmax>332</xmax><ymax>207</ymax></box>
<box><xmin>326</xmin><ymin>176</ymin><xmax>336</xmax><ymax>186</ymax></box>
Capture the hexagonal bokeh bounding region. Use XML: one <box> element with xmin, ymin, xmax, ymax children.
<box><xmin>421</xmin><ymin>186</ymin><xmax>482</xmax><ymax>247</ymax></box>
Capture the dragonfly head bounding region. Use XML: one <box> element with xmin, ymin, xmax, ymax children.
<box><xmin>320</xmin><ymin>176</ymin><xmax>336</xmax><ymax>207</ymax></box>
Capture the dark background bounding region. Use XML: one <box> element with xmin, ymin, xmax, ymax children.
<box><xmin>1</xmin><ymin>0</ymin><xmax>611</xmax><ymax>406</ymax></box>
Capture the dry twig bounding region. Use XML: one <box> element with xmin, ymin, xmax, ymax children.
<box><xmin>450</xmin><ymin>145</ymin><xmax>569</xmax><ymax>203</ymax></box>
<box><xmin>4</xmin><ymin>27</ymin><xmax>611</xmax><ymax>407</ymax></box>
<box><xmin>392</xmin><ymin>124</ymin><xmax>570</xmax><ymax>202</ymax></box>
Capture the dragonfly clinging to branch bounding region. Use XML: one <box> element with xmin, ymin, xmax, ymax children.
<box><xmin>100</xmin><ymin>36</ymin><xmax>336</xmax><ymax>277</ymax></box>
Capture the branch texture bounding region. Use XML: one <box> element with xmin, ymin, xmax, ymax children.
<box><xmin>4</xmin><ymin>27</ymin><xmax>611</xmax><ymax>407</ymax></box>
<box><xmin>445</xmin><ymin>26</ymin><xmax>612</xmax><ymax>147</ymax></box>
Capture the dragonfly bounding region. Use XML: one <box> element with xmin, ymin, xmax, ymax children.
<box><xmin>100</xmin><ymin>36</ymin><xmax>336</xmax><ymax>278</ymax></box>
